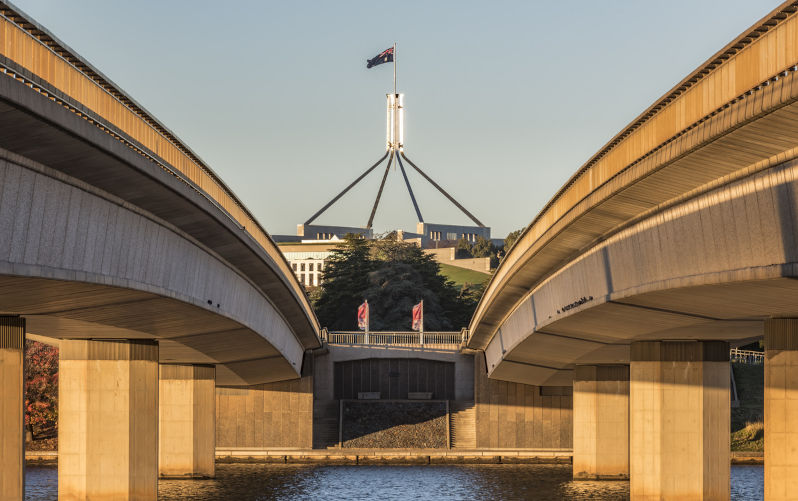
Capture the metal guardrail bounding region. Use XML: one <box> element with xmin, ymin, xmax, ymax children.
<box><xmin>323</xmin><ymin>329</ymin><xmax>468</xmax><ymax>348</ymax></box>
<box><xmin>730</xmin><ymin>348</ymin><xmax>764</xmax><ymax>364</ymax></box>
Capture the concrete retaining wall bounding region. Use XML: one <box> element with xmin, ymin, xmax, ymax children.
<box><xmin>475</xmin><ymin>355</ymin><xmax>573</xmax><ymax>449</ymax></box>
<box><xmin>216</xmin><ymin>375</ymin><xmax>313</xmax><ymax>449</ymax></box>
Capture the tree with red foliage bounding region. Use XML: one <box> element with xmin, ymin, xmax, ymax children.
<box><xmin>24</xmin><ymin>340</ymin><xmax>59</xmax><ymax>441</ymax></box>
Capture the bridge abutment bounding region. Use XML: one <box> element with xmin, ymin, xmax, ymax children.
<box><xmin>58</xmin><ymin>339</ymin><xmax>158</xmax><ymax>501</ymax></box>
<box><xmin>0</xmin><ymin>317</ymin><xmax>25</xmax><ymax>501</ymax></box>
<box><xmin>629</xmin><ymin>341</ymin><xmax>729</xmax><ymax>500</ymax></box>
<box><xmin>764</xmin><ymin>319</ymin><xmax>798</xmax><ymax>500</ymax></box>
<box><xmin>572</xmin><ymin>364</ymin><xmax>629</xmax><ymax>480</ymax></box>
<box><xmin>159</xmin><ymin>364</ymin><xmax>215</xmax><ymax>479</ymax></box>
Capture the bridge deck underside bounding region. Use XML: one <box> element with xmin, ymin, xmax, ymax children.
<box><xmin>0</xmin><ymin>275</ymin><xmax>296</xmax><ymax>385</ymax></box>
<box><xmin>489</xmin><ymin>149</ymin><xmax>798</xmax><ymax>385</ymax></box>
<box><xmin>494</xmin><ymin>278</ymin><xmax>796</xmax><ymax>386</ymax></box>
<box><xmin>0</xmin><ymin>75</ymin><xmax>318</xmax><ymax>351</ymax></box>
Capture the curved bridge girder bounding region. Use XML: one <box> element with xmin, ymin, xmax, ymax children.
<box><xmin>471</xmin><ymin>2</ymin><xmax>798</xmax><ymax>350</ymax></box>
<box><xmin>487</xmin><ymin>152</ymin><xmax>798</xmax><ymax>385</ymax></box>
<box><xmin>0</xmin><ymin>148</ymin><xmax>303</xmax><ymax>384</ymax></box>
<box><xmin>0</xmin><ymin>3</ymin><xmax>320</xmax><ymax>385</ymax></box>
<box><xmin>472</xmin><ymin>1</ymin><xmax>798</xmax><ymax>385</ymax></box>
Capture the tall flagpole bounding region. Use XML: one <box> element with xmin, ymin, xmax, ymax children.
<box><xmin>393</xmin><ymin>42</ymin><xmax>397</xmax><ymax>97</ymax></box>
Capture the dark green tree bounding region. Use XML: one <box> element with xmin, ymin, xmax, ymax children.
<box><xmin>312</xmin><ymin>234</ymin><xmax>376</xmax><ymax>330</ymax></box>
<box><xmin>313</xmin><ymin>236</ymin><xmax>477</xmax><ymax>330</ymax></box>
<box><xmin>503</xmin><ymin>228</ymin><xmax>525</xmax><ymax>254</ymax></box>
<box><xmin>455</xmin><ymin>238</ymin><xmax>473</xmax><ymax>258</ymax></box>
<box><xmin>471</xmin><ymin>236</ymin><xmax>495</xmax><ymax>258</ymax></box>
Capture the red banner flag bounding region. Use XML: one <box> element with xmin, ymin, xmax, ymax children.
<box><xmin>412</xmin><ymin>300</ymin><xmax>423</xmax><ymax>332</ymax></box>
<box><xmin>357</xmin><ymin>300</ymin><xmax>369</xmax><ymax>331</ymax></box>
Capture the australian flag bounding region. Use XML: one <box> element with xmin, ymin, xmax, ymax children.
<box><xmin>367</xmin><ymin>47</ymin><xmax>394</xmax><ymax>69</ymax></box>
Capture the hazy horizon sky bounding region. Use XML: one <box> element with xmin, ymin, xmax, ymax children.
<box><xmin>10</xmin><ymin>0</ymin><xmax>780</xmax><ymax>238</ymax></box>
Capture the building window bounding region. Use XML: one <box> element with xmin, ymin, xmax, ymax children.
<box><xmin>309</xmin><ymin>263</ymin><xmax>314</xmax><ymax>272</ymax></box>
<box><xmin>291</xmin><ymin>263</ymin><xmax>297</xmax><ymax>271</ymax></box>
<box><xmin>300</xmin><ymin>273</ymin><xmax>305</xmax><ymax>284</ymax></box>
<box><xmin>300</xmin><ymin>263</ymin><xmax>305</xmax><ymax>271</ymax></box>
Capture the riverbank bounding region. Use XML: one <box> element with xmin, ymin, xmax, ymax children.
<box><xmin>25</xmin><ymin>449</ymin><xmax>763</xmax><ymax>465</ymax></box>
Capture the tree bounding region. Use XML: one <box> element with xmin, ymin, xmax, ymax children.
<box><xmin>312</xmin><ymin>234</ymin><xmax>376</xmax><ymax>330</ymax></box>
<box><xmin>503</xmin><ymin>228</ymin><xmax>525</xmax><ymax>254</ymax></box>
<box><xmin>24</xmin><ymin>340</ymin><xmax>59</xmax><ymax>440</ymax></box>
<box><xmin>455</xmin><ymin>238</ymin><xmax>473</xmax><ymax>258</ymax></box>
<box><xmin>471</xmin><ymin>236</ymin><xmax>495</xmax><ymax>258</ymax></box>
<box><xmin>313</xmin><ymin>236</ymin><xmax>478</xmax><ymax>330</ymax></box>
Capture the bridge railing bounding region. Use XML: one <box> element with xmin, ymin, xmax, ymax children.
<box><xmin>323</xmin><ymin>329</ymin><xmax>469</xmax><ymax>349</ymax></box>
<box><xmin>730</xmin><ymin>348</ymin><xmax>764</xmax><ymax>365</ymax></box>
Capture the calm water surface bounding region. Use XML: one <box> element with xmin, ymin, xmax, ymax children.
<box><xmin>25</xmin><ymin>463</ymin><xmax>763</xmax><ymax>500</ymax></box>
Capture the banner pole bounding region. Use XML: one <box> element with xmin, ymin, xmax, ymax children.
<box><xmin>393</xmin><ymin>42</ymin><xmax>397</xmax><ymax>97</ymax></box>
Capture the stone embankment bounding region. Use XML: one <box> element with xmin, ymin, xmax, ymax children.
<box><xmin>341</xmin><ymin>401</ymin><xmax>447</xmax><ymax>449</ymax></box>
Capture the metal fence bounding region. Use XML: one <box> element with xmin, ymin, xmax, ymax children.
<box><xmin>730</xmin><ymin>348</ymin><xmax>764</xmax><ymax>364</ymax></box>
<box><xmin>323</xmin><ymin>330</ymin><xmax>468</xmax><ymax>349</ymax></box>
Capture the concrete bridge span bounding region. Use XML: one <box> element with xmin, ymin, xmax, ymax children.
<box><xmin>0</xmin><ymin>4</ymin><xmax>319</xmax><ymax>383</ymax></box>
<box><xmin>470</xmin><ymin>1</ymin><xmax>798</xmax><ymax>364</ymax></box>
<box><xmin>469</xmin><ymin>1</ymin><xmax>798</xmax><ymax>498</ymax></box>
<box><xmin>0</xmin><ymin>2</ymin><xmax>320</xmax><ymax>498</ymax></box>
<box><xmin>484</xmin><ymin>154</ymin><xmax>798</xmax><ymax>386</ymax></box>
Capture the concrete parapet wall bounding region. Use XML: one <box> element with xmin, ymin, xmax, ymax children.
<box><xmin>425</xmin><ymin>248</ymin><xmax>491</xmax><ymax>273</ymax></box>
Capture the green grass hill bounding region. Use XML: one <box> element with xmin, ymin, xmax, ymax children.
<box><xmin>731</xmin><ymin>362</ymin><xmax>763</xmax><ymax>451</ymax></box>
<box><xmin>437</xmin><ymin>263</ymin><xmax>491</xmax><ymax>288</ymax></box>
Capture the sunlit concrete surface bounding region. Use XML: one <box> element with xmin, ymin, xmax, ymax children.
<box><xmin>0</xmin><ymin>317</ymin><xmax>24</xmax><ymax>501</ymax></box>
<box><xmin>159</xmin><ymin>364</ymin><xmax>216</xmax><ymax>479</ymax></box>
<box><xmin>764</xmin><ymin>319</ymin><xmax>798</xmax><ymax>501</ymax></box>
<box><xmin>572</xmin><ymin>365</ymin><xmax>629</xmax><ymax>480</ymax></box>
<box><xmin>58</xmin><ymin>340</ymin><xmax>159</xmax><ymax>501</ymax></box>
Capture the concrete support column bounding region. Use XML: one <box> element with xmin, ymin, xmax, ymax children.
<box><xmin>572</xmin><ymin>365</ymin><xmax>629</xmax><ymax>480</ymax></box>
<box><xmin>629</xmin><ymin>341</ymin><xmax>729</xmax><ymax>501</ymax></box>
<box><xmin>59</xmin><ymin>340</ymin><xmax>158</xmax><ymax>501</ymax></box>
<box><xmin>159</xmin><ymin>364</ymin><xmax>216</xmax><ymax>479</ymax></box>
<box><xmin>764</xmin><ymin>319</ymin><xmax>798</xmax><ymax>500</ymax></box>
<box><xmin>0</xmin><ymin>317</ymin><xmax>25</xmax><ymax>501</ymax></box>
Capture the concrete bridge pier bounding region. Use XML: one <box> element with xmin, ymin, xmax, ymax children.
<box><xmin>572</xmin><ymin>365</ymin><xmax>629</xmax><ymax>480</ymax></box>
<box><xmin>159</xmin><ymin>364</ymin><xmax>216</xmax><ymax>479</ymax></box>
<box><xmin>764</xmin><ymin>319</ymin><xmax>798</xmax><ymax>500</ymax></box>
<box><xmin>629</xmin><ymin>341</ymin><xmax>729</xmax><ymax>500</ymax></box>
<box><xmin>58</xmin><ymin>339</ymin><xmax>159</xmax><ymax>501</ymax></box>
<box><xmin>0</xmin><ymin>317</ymin><xmax>25</xmax><ymax>501</ymax></box>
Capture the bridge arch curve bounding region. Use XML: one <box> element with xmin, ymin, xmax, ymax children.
<box><xmin>470</xmin><ymin>1</ymin><xmax>798</xmax><ymax>385</ymax></box>
<box><xmin>0</xmin><ymin>3</ymin><xmax>320</xmax><ymax>384</ymax></box>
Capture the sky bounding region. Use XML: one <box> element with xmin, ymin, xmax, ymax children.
<box><xmin>10</xmin><ymin>0</ymin><xmax>781</xmax><ymax>239</ymax></box>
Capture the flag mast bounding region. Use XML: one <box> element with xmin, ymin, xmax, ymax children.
<box><xmin>393</xmin><ymin>42</ymin><xmax>397</xmax><ymax>98</ymax></box>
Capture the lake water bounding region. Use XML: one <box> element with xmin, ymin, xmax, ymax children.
<box><xmin>25</xmin><ymin>463</ymin><xmax>763</xmax><ymax>500</ymax></box>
